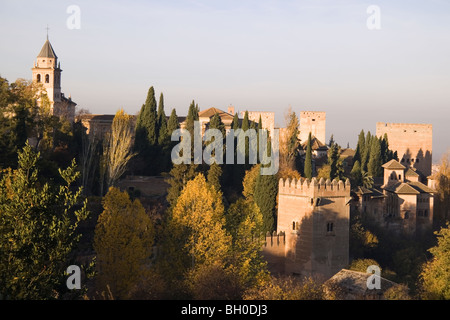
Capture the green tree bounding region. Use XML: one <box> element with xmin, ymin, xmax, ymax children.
<box><xmin>0</xmin><ymin>77</ymin><xmax>36</xmax><ymax>168</ymax></box>
<box><xmin>94</xmin><ymin>187</ymin><xmax>154</xmax><ymax>299</ymax></box>
<box><xmin>185</xmin><ymin>100</ymin><xmax>199</xmax><ymax>137</ymax></box>
<box><xmin>134</xmin><ymin>86</ymin><xmax>158</xmax><ymax>175</ymax></box>
<box><xmin>328</xmin><ymin>142</ymin><xmax>341</xmax><ymax>180</ymax></box>
<box><xmin>231</xmin><ymin>112</ymin><xmax>240</xmax><ymax>131</ymax></box>
<box><xmin>353</xmin><ymin>129</ymin><xmax>366</xmax><ymax>165</ymax></box>
<box><xmin>167</xmin><ymin>108</ymin><xmax>180</xmax><ymax>134</ymax></box>
<box><xmin>420</xmin><ymin>223</ymin><xmax>450</xmax><ymax>299</ymax></box>
<box><xmin>0</xmin><ymin>143</ymin><xmax>89</xmax><ymax>299</ymax></box>
<box><xmin>157</xmin><ymin>93</ymin><xmax>169</xmax><ymax>146</ymax></box>
<box><xmin>226</xmin><ymin>199</ymin><xmax>269</xmax><ymax>290</ymax></box>
<box><xmin>209</xmin><ymin>112</ymin><xmax>226</xmax><ymax>136</ymax></box>
<box><xmin>166</xmin><ymin>163</ymin><xmax>200</xmax><ymax>210</ymax></box>
<box><xmin>361</xmin><ymin>131</ymin><xmax>372</xmax><ymax>172</ymax></box>
<box><xmin>207</xmin><ymin>162</ymin><xmax>223</xmax><ymax>193</ymax></box>
<box><xmin>135</xmin><ymin>86</ymin><xmax>158</xmax><ymax>149</ymax></box>
<box><xmin>208</xmin><ymin>112</ymin><xmax>226</xmax><ymax>164</ymax></box>
<box><xmin>368</xmin><ymin>137</ymin><xmax>382</xmax><ymax>177</ymax></box>
<box><xmin>304</xmin><ymin>132</ymin><xmax>313</xmax><ymax>179</ymax></box>
<box><xmin>350</xmin><ymin>160</ymin><xmax>363</xmax><ymax>187</ymax></box>
<box><xmin>362</xmin><ymin>171</ymin><xmax>374</xmax><ymax>189</ymax></box>
<box><xmin>241</xmin><ymin>110</ymin><xmax>249</xmax><ymax>131</ymax></box>
<box><xmin>254</xmin><ymin>168</ymin><xmax>278</xmax><ymax>233</ymax></box>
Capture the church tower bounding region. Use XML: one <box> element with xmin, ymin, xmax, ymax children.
<box><xmin>31</xmin><ymin>37</ymin><xmax>76</xmax><ymax>122</ymax></box>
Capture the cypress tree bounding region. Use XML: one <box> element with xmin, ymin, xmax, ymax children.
<box><xmin>368</xmin><ymin>137</ymin><xmax>382</xmax><ymax>177</ymax></box>
<box><xmin>135</xmin><ymin>87</ymin><xmax>158</xmax><ymax>148</ymax></box>
<box><xmin>157</xmin><ymin>93</ymin><xmax>169</xmax><ymax>146</ymax></box>
<box><xmin>257</xmin><ymin>115</ymin><xmax>263</xmax><ymax>162</ymax></box>
<box><xmin>207</xmin><ymin>162</ymin><xmax>223</xmax><ymax>192</ymax></box>
<box><xmin>354</xmin><ymin>129</ymin><xmax>365</xmax><ymax>165</ymax></box>
<box><xmin>232</xmin><ymin>112</ymin><xmax>240</xmax><ymax>131</ymax></box>
<box><xmin>208</xmin><ymin>113</ymin><xmax>226</xmax><ymax>164</ymax></box>
<box><xmin>254</xmin><ymin>158</ymin><xmax>278</xmax><ymax>233</ymax></box>
<box><xmin>304</xmin><ymin>132</ymin><xmax>313</xmax><ymax>179</ymax></box>
<box><xmin>351</xmin><ymin>160</ymin><xmax>363</xmax><ymax>187</ymax></box>
<box><xmin>329</xmin><ymin>142</ymin><xmax>340</xmax><ymax>180</ymax></box>
<box><xmin>361</xmin><ymin>131</ymin><xmax>372</xmax><ymax>173</ymax></box>
<box><xmin>185</xmin><ymin>100</ymin><xmax>198</xmax><ymax>137</ymax></box>
<box><xmin>134</xmin><ymin>86</ymin><xmax>159</xmax><ymax>175</ymax></box>
<box><xmin>209</xmin><ymin>112</ymin><xmax>225</xmax><ymax>136</ymax></box>
<box><xmin>167</xmin><ymin>108</ymin><xmax>180</xmax><ymax>134</ymax></box>
<box><xmin>242</xmin><ymin>110</ymin><xmax>249</xmax><ymax>131</ymax></box>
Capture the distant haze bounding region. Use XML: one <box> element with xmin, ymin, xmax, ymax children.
<box><xmin>1</xmin><ymin>0</ymin><xmax>449</xmax><ymax>162</ymax></box>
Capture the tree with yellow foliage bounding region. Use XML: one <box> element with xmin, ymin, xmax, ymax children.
<box><xmin>94</xmin><ymin>187</ymin><xmax>154</xmax><ymax>299</ymax></box>
<box><xmin>432</xmin><ymin>151</ymin><xmax>450</xmax><ymax>228</ymax></box>
<box><xmin>169</xmin><ymin>174</ymin><xmax>231</xmax><ymax>270</ymax></box>
<box><xmin>100</xmin><ymin>109</ymin><xmax>136</xmax><ymax>195</ymax></box>
<box><xmin>226</xmin><ymin>198</ymin><xmax>269</xmax><ymax>290</ymax></box>
<box><xmin>419</xmin><ymin>222</ymin><xmax>450</xmax><ymax>299</ymax></box>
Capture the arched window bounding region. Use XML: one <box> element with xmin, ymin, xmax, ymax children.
<box><xmin>292</xmin><ymin>221</ymin><xmax>296</xmax><ymax>230</ymax></box>
<box><xmin>45</xmin><ymin>74</ymin><xmax>49</xmax><ymax>83</ymax></box>
<box><xmin>37</xmin><ymin>74</ymin><xmax>41</xmax><ymax>83</ymax></box>
<box><xmin>398</xmin><ymin>174</ymin><xmax>402</xmax><ymax>180</ymax></box>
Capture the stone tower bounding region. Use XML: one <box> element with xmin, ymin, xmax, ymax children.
<box><xmin>32</xmin><ymin>38</ymin><xmax>76</xmax><ymax>122</ymax></box>
<box><xmin>263</xmin><ymin>177</ymin><xmax>351</xmax><ymax>279</ymax></box>
<box><xmin>376</xmin><ymin>123</ymin><xmax>432</xmax><ymax>178</ymax></box>
<box><xmin>299</xmin><ymin>111</ymin><xmax>326</xmax><ymax>145</ymax></box>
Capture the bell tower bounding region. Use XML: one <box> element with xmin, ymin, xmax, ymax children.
<box><xmin>31</xmin><ymin>36</ymin><xmax>76</xmax><ymax>122</ymax></box>
<box><xmin>32</xmin><ymin>37</ymin><xmax>62</xmax><ymax>108</ymax></box>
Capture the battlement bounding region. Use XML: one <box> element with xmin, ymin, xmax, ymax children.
<box><xmin>264</xmin><ymin>231</ymin><xmax>286</xmax><ymax>248</ymax></box>
<box><xmin>279</xmin><ymin>177</ymin><xmax>351</xmax><ymax>197</ymax></box>
<box><xmin>376</xmin><ymin>122</ymin><xmax>432</xmax><ymax>134</ymax></box>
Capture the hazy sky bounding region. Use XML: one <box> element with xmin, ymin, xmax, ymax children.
<box><xmin>1</xmin><ymin>0</ymin><xmax>449</xmax><ymax>161</ymax></box>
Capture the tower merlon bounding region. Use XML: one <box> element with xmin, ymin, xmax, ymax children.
<box><xmin>279</xmin><ymin>177</ymin><xmax>351</xmax><ymax>197</ymax></box>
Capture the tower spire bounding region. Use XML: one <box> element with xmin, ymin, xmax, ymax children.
<box><xmin>46</xmin><ymin>24</ymin><xmax>49</xmax><ymax>40</ymax></box>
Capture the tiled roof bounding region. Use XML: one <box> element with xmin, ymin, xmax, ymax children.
<box><xmin>323</xmin><ymin>269</ymin><xmax>399</xmax><ymax>298</ymax></box>
<box><xmin>340</xmin><ymin>148</ymin><xmax>356</xmax><ymax>157</ymax></box>
<box><xmin>408</xmin><ymin>181</ymin><xmax>435</xmax><ymax>194</ymax></box>
<box><xmin>357</xmin><ymin>186</ymin><xmax>385</xmax><ymax>198</ymax></box>
<box><xmin>38</xmin><ymin>40</ymin><xmax>57</xmax><ymax>58</ymax></box>
<box><xmin>384</xmin><ymin>180</ymin><xmax>435</xmax><ymax>195</ymax></box>
<box><xmin>405</xmin><ymin>168</ymin><xmax>420</xmax><ymax>177</ymax></box>
<box><xmin>382</xmin><ymin>159</ymin><xmax>405</xmax><ymax>170</ymax></box>
<box><xmin>301</xmin><ymin>136</ymin><xmax>328</xmax><ymax>150</ymax></box>
<box><xmin>384</xmin><ymin>182</ymin><xmax>420</xmax><ymax>195</ymax></box>
<box><xmin>198</xmin><ymin>107</ymin><xmax>233</xmax><ymax>120</ymax></box>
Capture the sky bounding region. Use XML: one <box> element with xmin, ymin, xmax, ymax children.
<box><xmin>1</xmin><ymin>0</ymin><xmax>449</xmax><ymax>162</ymax></box>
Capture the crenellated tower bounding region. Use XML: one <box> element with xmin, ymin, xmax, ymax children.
<box><xmin>263</xmin><ymin>177</ymin><xmax>351</xmax><ymax>279</ymax></box>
